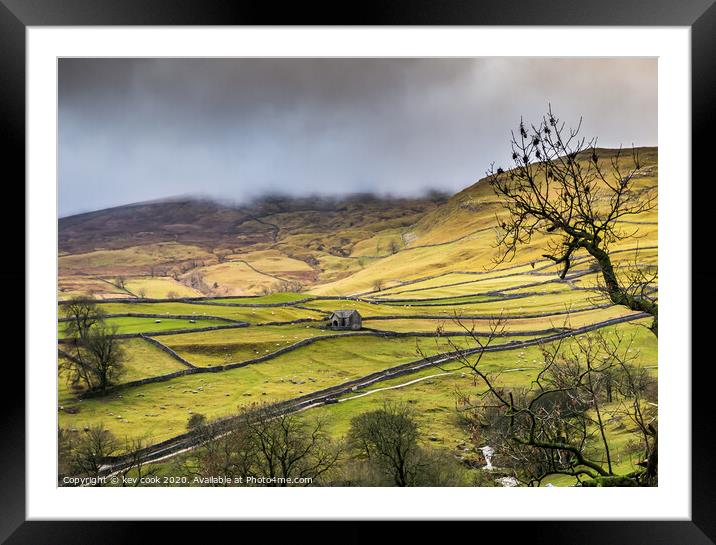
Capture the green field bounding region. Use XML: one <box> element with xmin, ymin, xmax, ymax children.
<box><xmin>58</xmin><ymin>316</ymin><xmax>228</xmax><ymax>337</ymax></box>
<box><xmin>59</xmin><ymin>333</ymin><xmax>518</xmax><ymax>443</ymax></box>
<box><xmin>57</xmin><ymin>148</ymin><xmax>658</xmax><ymax>486</ymax></box>
<box><xmin>96</xmin><ymin>301</ymin><xmax>325</xmax><ymax>323</ymax></box>
<box><xmin>204</xmin><ymin>293</ymin><xmax>312</xmax><ymax>304</ymax></box>
<box><xmin>159</xmin><ymin>323</ymin><xmax>344</xmax><ymax>367</ymax></box>
<box><xmin>59</xmin><ymin>338</ymin><xmax>189</xmax><ymax>404</ymax></box>
<box><xmin>365</xmin><ymin>305</ymin><xmax>637</xmax><ymax>334</ymax></box>
<box><xmin>301</xmin><ymin>319</ymin><xmax>657</xmax><ymax>487</ymax></box>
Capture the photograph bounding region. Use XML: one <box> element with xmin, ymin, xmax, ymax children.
<box><xmin>2</xmin><ymin>4</ymin><xmax>707</xmax><ymax>539</ymax></box>
<box><xmin>56</xmin><ymin>57</ymin><xmax>660</xmax><ymax>489</ymax></box>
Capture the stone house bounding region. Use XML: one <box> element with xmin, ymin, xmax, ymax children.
<box><xmin>326</xmin><ymin>309</ymin><xmax>362</xmax><ymax>330</ymax></box>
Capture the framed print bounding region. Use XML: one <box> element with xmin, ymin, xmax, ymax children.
<box><xmin>2</xmin><ymin>0</ymin><xmax>713</xmax><ymax>542</ymax></box>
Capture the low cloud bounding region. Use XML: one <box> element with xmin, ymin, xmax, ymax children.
<box><xmin>59</xmin><ymin>58</ymin><xmax>657</xmax><ymax>216</ymax></box>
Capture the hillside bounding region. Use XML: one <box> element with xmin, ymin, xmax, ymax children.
<box><xmin>58</xmin><ymin>147</ymin><xmax>658</xmax><ymax>487</ymax></box>
<box><xmin>58</xmin><ymin>193</ymin><xmax>447</xmax><ymax>298</ymax></box>
<box><xmin>58</xmin><ymin>147</ymin><xmax>656</xmax><ymax>300</ymax></box>
<box><xmin>311</xmin><ymin>147</ymin><xmax>657</xmax><ymax>295</ymax></box>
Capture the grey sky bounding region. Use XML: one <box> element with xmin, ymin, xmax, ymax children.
<box><xmin>59</xmin><ymin>58</ymin><xmax>657</xmax><ymax>217</ymax></box>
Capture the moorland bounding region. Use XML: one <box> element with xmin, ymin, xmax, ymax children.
<box><xmin>58</xmin><ymin>146</ymin><xmax>658</xmax><ymax>487</ymax></box>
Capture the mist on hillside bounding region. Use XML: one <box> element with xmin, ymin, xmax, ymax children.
<box><xmin>59</xmin><ymin>58</ymin><xmax>657</xmax><ymax>217</ymax></box>
<box><xmin>59</xmin><ymin>189</ymin><xmax>452</xmax><ymax>219</ymax></box>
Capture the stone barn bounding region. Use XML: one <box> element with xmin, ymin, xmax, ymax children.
<box><xmin>326</xmin><ymin>310</ymin><xmax>362</xmax><ymax>331</ymax></box>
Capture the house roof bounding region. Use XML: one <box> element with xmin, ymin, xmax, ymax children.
<box><xmin>328</xmin><ymin>310</ymin><xmax>360</xmax><ymax>318</ymax></box>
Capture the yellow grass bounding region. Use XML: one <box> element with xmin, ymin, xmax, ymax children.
<box><xmin>97</xmin><ymin>300</ymin><xmax>324</xmax><ymax>323</ymax></box>
<box><xmin>125</xmin><ymin>277</ymin><xmax>203</xmax><ymax>298</ymax></box>
<box><xmin>59</xmin><ymin>242</ymin><xmax>213</xmax><ymax>276</ymax></box>
<box><xmin>233</xmin><ymin>249</ymin><xmax>313</xmax><ymax>274</ymax></box>
<box><xmin>57</xmin><ymin>148</ymin><xmax>658</xmax><ymax>479</ymax></box>
<box><xmin>58</xmin><ymin>276</ymin><xmax>128</xmax><ymax>300</ymax></box>
<box><xmin>59</xmin><ymin>338</ymin><xmax>189</xmax><ymax>405</ymax></box>
<box><xmin>186</xmin><ymin>261</ymin><xmax>278</xmax><ymax>296</ymax></box>
<box><xmin>365</xmin><ymin>306</ymin><xmax>637</xmax><ymax>333</ymax></box>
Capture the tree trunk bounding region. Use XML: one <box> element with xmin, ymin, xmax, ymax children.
<box><xmin>586</xmin><ymin>245</ymin><xmax>658</xmax><ymax>336</ymax></box>
<box><xmin>643</xmin><ymin>431</ymin><xmax>658</xmax><ymax>486</ymax></box>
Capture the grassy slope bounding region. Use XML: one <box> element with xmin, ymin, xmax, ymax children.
<box><xmin>303</xmin><ymin>290</ymin><xmax>608</xmax><ymax>317</ymax></box>
<box><xmin>365</xmin><ymin>306</ymin><xmax>639</xmax><ymax>334</ymax></box>
<box><xmin>58</xmin><ymin>316</ymin><xmax>225</xmax><ymax>338</ymax></box>
<box><xmin>182</xmin><ymin>261</ymin><xmax>280</xmax><ymax>295</ymax></box>
<box><xmin>310</xmin><ymin>150</ymin><xmax>657</xmax><ymax>296</ymax></box>
<box><xmin>204</xmin><ymin>293</ymin><xmax>310</xmax><ymax>304</ymax></box>
<box><xmin>58</xmin><ymin>334</ymin><xmax>514</xmax><ymax>443</ymax></box>
<box><xmin>97</xmin><ymin>301</ymin><xmax>324</xmax><ymax>323</ymax></box>
<box><xmin>159</xmin><ymin>323</ymin><xmax>342</xmax><ymax>367</ymax></box>
<box><xmin>57</xmin><ymin>148</ymin><xmax>657</xmax><ymax>484</ymax></box>
<box><xmin>58</xmin><ymin>195</ymin><xmax>443</xmax><ymax>299</ymax></box>
<box><xmin>59</xmin><ymin>338</ymin><xmax>189</xmax><ymax>405</ymax></box>
<box><xmin>59</xmin><ymin>242</ymin><xmax>214</xmax><ymax>276</ymax></box>
<box><xmin>124</xmin><ymin>278</ymin><xmax>203</xmax><ymax>298</ymax></box>
<box><xmin>302</xmin><ymin>320</ymin><xmax>657</xmax><ymax>478</ymax></box>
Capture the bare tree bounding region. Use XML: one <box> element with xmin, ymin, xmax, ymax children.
<box><xmin>61</xmin><ymin>297</ymin><xmax>103</xmax><ymax>339</ymax></box>
<box><xmin>61</xmin><ymin>300</ymin><xmax>126</xmax><ymax>394</ymax></box>
<box><xmin>59</xmin><ymin>427</ymin><xmax>159</xmax><ymax>487</ymax></box>
<box><xmin>63</xmin><ymin>425</ymin><xmax>120</xmax><ymax>484</ymax></box>
<box><xmin>58</xmin><ymin>427</ymin><xmax>77</xmax><ymax>477</ymax></box>
<box><xmin>346</xmin><ymin>402</ymin><xmax>423</xmax><ymax>486</ymax></box>
<box><xmin>487</xmin><ymin>107</ymin><xmax>658</xmax><ymax>334</ymax></box>
<box><xmin>118</xmin><ymin>437</ymin><xmax>160</xmax><ymax>487</ymax></box>
<box><xmin>182</xmin><ymin>404</ymin><xmax>341</xmax><ymax>486</ymax></box>
<box><xmin>179</xmin><ymin>421</ymin><xmax>255</xmax><ymax>485</ymax></box>
<box><xmin>448</xmin><ymin>318</ymin><xmax>657</xmax><ymax>486</ymax></box>
<box><xmin>387</xmin><ymin>239</ymin><xmax>401</xmax><ymax>255</ymax></box>
<box><xmin>594</xmin><ymin>247</ymin><xmax>658</xmax><ymax>328</ymax></box>
<box><xmin>608</xmin><ymin>334</ymin><xmax>659</xmax><ymax>486</ymax></box>
<box><xmin>242</xmin><ymin>406</ymin><xmax>339</xmax><ymax>485</ymax></box>
<box><xmin>187</xmin><ymin>271</ymin><xmax>207</xmax><ymax>291</ymax></box>
<box><xmin>273</xmin><ymin>280</ymin><xmax>304</xmax><ymax>293</ymax></box>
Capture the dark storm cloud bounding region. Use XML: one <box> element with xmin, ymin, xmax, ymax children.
<box><xmin>58</xmin><ymin>58</ymin><xmax>657</xmax><ymax>216</ymax></box>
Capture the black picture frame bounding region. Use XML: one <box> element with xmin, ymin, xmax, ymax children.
<box><xmin>2</xmin><ymin>1</ymin><xmax>712</xmax><ymax>542</ymax></box>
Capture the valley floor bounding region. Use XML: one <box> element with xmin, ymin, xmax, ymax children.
<box><xmin>57</xmin><ymin>150</ymin><xmax>658</xmax><ymax>486</ymax></box>
<box><xmin>58</xmin><ymin>248</ymin><xmax>657</xmax><ymax>486</ymax></box>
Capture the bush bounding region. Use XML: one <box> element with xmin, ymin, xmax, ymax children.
<box><xmin>187</xmin><ymin>413</ymin><xmax>207</xmax><ymax>430</ymax></box>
